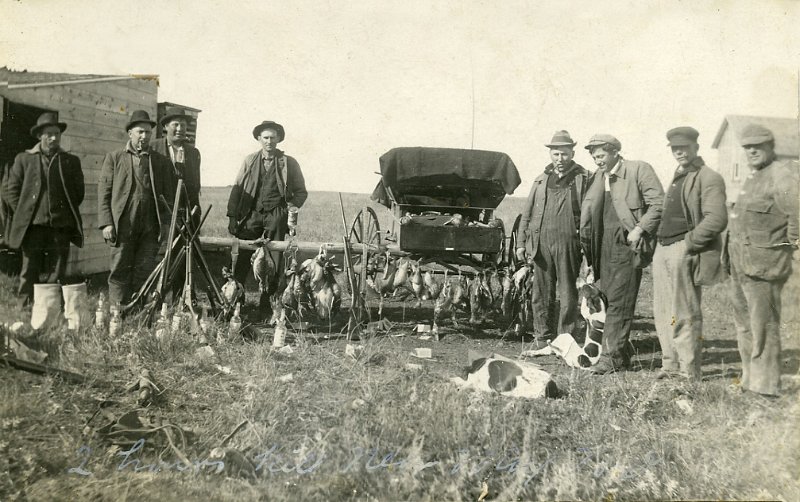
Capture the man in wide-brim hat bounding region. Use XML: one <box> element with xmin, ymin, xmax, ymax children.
<box><xmin>150</xmin><ymin>107</ymin><xmax>202</xmax><ymax>301</ymax></box>
<box><xmin>2</xmin><ymin>112</ymin><xmax>85</xmax><ymax>303</ymax></box>
<box><xmin>226</xmin><ymin>119</ymin><xmax>308</xmax><ymax>317</ymax></box>
<box><xmin>516</xmin><ymin>130</ymin><xmax>591</xmax><ymax>342</ymax></box>
<box><xmin>723</xmin><ymin>124</ymin><xmax>799</xmax><ymax>397</ymax></box>
<box><xmin>97</xmin><ymin>110</ymin><xmax>173</xmax><ymax>306</ymax></box>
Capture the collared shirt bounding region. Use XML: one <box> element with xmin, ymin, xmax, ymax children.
<box><xmin>125</xmin><ymin>141</ymin><xmax>152</xmax><ymax>192</ymax></box>
<box><xmin>168</xmin><ymin>143</ymin><xmax>185</xmax><ymax>165</ymax></box>
<box><xmin>603</xmin><ymin>158</ymin><xmax>622</xmax><ymax>191</ymax></box>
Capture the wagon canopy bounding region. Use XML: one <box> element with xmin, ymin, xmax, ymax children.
<box><xmin>371</xmin><ymin>147</ymin><xmax>521</xmax><ymax>209</ymax></box>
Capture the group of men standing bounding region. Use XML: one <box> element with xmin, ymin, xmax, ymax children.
<box><xmin>517</xmin><ymin>125</ymin><xmax>798</xmax><ymax>397</ymax></box>
<box><xmin>1</xmin><ymin>109</ymin><xmax>795</xmax><ymax>397</ymax></box>
<box><xmin>1</xmin><ymin>110</ymin><xmax>305</xmax><ymax>318</ymax></box>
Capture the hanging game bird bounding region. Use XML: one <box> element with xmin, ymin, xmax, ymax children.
<box><xmin>251</xmin><ymin>242</ymin><xmax>276</xmax><ymax>294</ymax></box>
<box><xmin>221</xmin><ymin>266</ymin><xmax>245</xmax><ymax>308</ymax></box>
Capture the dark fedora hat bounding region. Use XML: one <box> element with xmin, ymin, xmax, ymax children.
<box><xmin>125</xmin><ymin>110</ymin><xmax>157</xmax><ymax>131</ymax></box>
<box><xmin>30</xmin><ymin>112</ymin><xmax>67</xmax><ymax>137</ymax></box>
<box><xmin>545</xmin><ymin>130</ymin><xmax>577</xmax><ymax>148</ymax></box>
<box><xmin>252</xmin><ymin>120</ymin><xmax>285</xmax><ymax>141</ymax></box>
<box><xmin>160</xmin><ymin>107</ymin><xmax>194</xmax><ymax>126</ymax></box>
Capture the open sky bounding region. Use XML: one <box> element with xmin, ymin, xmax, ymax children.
<box><xmin>2</xmin><ymin>0</ymin><xmax>798</xmax><ymax>194</ymax></box>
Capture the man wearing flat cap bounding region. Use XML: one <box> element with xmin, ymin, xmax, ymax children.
<box><xmin>2</xmin><ymin>112</ymin><xmax>84</xmax><ymax>303</ymax></box>
<box><xmin>98</xmin><ymin>110</ymin><xmax>173</xmax><ymax>306</ymax></box>
<box><xmin>724</xmin><ymin>124</ymin><xmax>799</xmax><ymax>397</ymax></box>
<box><xmin>652</xmin><ymin>127</ymin><xmax>727</xmax><ymax>381</ymax></box>
<box><xmin>227</xmin><ymin>120</ymin><xmax>308</xmax><ymax>312</ymax></box>
<box><xmin>150</xmin><ymin>107</ymin><xmax>202</xmax><ymax>301</ymax></box>
<box><xmin>517</xmin><ymin>130</ymin><xmax>591</xmax><ymax>342</ymax></box>
<box><xmin>580</xmin><ymin>134</ymin><xmax>664</xmax><ymax>374</ymax></box>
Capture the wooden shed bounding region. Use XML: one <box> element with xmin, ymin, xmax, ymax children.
<box><xmin>0</xmin><ymin>67</ymin><xmax>159</xmax><ymax>276</ymax></box>
<box><xmin>711</xmin><ymin>115</ymin><xmax>799</xmax><ymax>203</ymax></box>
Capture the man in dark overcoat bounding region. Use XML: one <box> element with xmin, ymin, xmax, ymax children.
<box><xmin>98</xmin><ymin>110</ymin><xmax>172</xmax><ymax>306</ymax></box>
<box><xmin>3</xmin><ymin>112</ymin><xmax>84</xmax><ymax>303</ymax></box>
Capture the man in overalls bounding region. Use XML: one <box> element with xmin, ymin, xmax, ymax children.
<box><xmin>517</xmin><ymin>130</ymin><xmax>591</xmax><ymax>345</ymax></box>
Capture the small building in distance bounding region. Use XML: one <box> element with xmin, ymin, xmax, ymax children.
<box><xmin>0</xmin><ymin>67</ymin><xmax>200</xmax><ymax>277</ymax></box>
<box><xmin>711</xmin><ymin>114</ymin><xmax>799</xmax><ymax>203</ymax></box>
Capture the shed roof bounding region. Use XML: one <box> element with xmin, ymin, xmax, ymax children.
<box><xmin>711</xmin><ymin>115</ymin><xmax>799</xmax><ymax>157</ymax></box>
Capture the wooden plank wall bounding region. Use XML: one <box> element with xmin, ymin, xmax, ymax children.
<box><xmin>0</xmin><ymin>77</ymin><xmax>158</xmax><ymax>276</ymax></box>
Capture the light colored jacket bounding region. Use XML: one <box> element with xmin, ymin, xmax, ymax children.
<box><xmin>723</xmin><ymin>158</ymin><xmax>799</xmax><ymax>281</ymax></box>
<box><xmin>580</xmin><ymin>158</ymin><xmax>664</xmax><ymax>275</ymax></box>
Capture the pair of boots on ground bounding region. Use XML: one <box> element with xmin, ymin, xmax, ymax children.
<box><xmin>29</xmin><ymin>282</ymin><xmax>88</xmax><ymax>331</ymax></box>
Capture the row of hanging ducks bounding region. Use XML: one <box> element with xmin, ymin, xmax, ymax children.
<box><xmin>365</xmin><ymin>252</ymin><xmax>536</xmax><ymax>335</ymax></box>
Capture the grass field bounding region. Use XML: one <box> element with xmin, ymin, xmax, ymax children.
<box><xmin>1</xmin><ymin>188</ymin><xmax>798</xmax><ymax>501</ymax></box>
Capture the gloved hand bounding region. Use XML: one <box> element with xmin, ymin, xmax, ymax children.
<box><xmin>228</xmin><ymin>217</ymin><xmax>238</xmax><ymax>236</ymax></box>
<box><xmin>515</xmin><ymin>247</ymin><xmax>526</xmax><ymax>262</ymax></box>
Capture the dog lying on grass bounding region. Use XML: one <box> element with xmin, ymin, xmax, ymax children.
<box><xmin>450</xmin><ymin>353</ymin><xmax>558</xmax><ymax>399</ymax></box>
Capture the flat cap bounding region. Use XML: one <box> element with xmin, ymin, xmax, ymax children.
<box><xmin>545</xmin><ymin>130</ymin><xmax>577</xmax><ymax>148</ymax></box>
<box><xmin>739</xmin><ymin>124</ymin><xmax>774</xmax><ymax>146</ymax></box>
<box><xmin>666</xmin><ymin>126</ymin><xmax>699</xmax><ymax>146</ymax></box>
<box><xmin>584</xmin><ymin>134</ymin><xmax>621</xmax><ymax>151</ymax></box>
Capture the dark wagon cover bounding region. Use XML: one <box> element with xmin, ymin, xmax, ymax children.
<box><xmin>371</xmin><ymin>147</ymin><xmax>521</xmax><ymax>259</ymax></box>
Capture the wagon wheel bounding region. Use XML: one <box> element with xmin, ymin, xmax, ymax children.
<box><xmin>508</xmin><ymin>214</ymin><xmax>522</xmax><ymax>270</ymax></box>
<box><xmin>348</xmin><ymin>207</ymin><xmax>381</xmax><ymax>296</ymax></box>
<box><xmin>483</xmin><ymin>219</ymin><xmax>506</xmax><ymax>268</ymax></box>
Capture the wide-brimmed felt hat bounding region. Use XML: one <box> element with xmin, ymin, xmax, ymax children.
<box><xmin>545</xmin><ymin>130</ymin><xmax>577</xmax><ymax>148</ymax></box>
<box><xmin>739</xmin><ymin>124</ymin><xmax>774</xmax><ymax>146</ymax></box>
<box><xmin>252</xmin><ymin>120</ymin><xmax>285</xmax><ymax>141</ymax></box>
<box><xmin>584</xmin><ymin>134</ymin><xmax>622</xmax><ymax>151</ymax></box>
<box><xmin>666</xmin><ymin>126</ymin><xmax>699</xmax><ymax>146</ymax></box>
<box><xmin>30</xmin><ymin>112</ymin><xmax>67</xmax><ymax>137</ymax></box>
<box><xmin>160</xmin><ymin>107</ymin><xmax>194</xmax><ymax>126</ymax></box>
<box><xmin>125</xmin><ymin>110</ymin><xmax>157</xmax><ymax>131</ymax></box>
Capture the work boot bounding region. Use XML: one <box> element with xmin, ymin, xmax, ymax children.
<box><xmin>30</xmin><ymin>283</ymin><xmax>62</xmax><ymax>330</ymax></box>
<box><xmin>62</xmin><ymin>282</ymin><xmax>88</xmax><ymax>330</ymax></box>
<box><xmin>589</xmin><ymin>355</ymin><xmax>627</xmax><ymax>375</ymax></box>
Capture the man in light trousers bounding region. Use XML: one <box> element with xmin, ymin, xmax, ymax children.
<box><xmin>653</xmin><ymin>127</ymin><xmax>727</xmax><ymax>380</ymax></box>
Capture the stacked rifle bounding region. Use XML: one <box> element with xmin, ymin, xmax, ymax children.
<box><xmin>123</xmin><ymin>180</ymin><xmax>230</xmax><ymax>324</ymax></box>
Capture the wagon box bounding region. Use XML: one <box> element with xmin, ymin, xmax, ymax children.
<box><xmin>371</xmin><ymin>147</ymin><xmax>521</xmax><ymax>260</ymax></box>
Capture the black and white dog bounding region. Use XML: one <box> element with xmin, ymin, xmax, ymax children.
<box><xmin>523</xmin><ymin>279</ymin><xmax>607</xmax><ymax>369</ymax></box>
